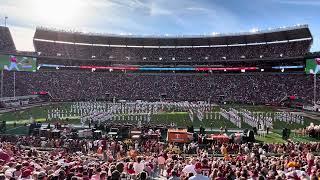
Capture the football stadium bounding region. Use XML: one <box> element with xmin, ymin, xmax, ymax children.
<box><xmin>0</xmin><ymin>1</ymin><xmax>320</xmax><ymax>179</ymax></box>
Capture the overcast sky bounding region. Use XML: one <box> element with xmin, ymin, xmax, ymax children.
<box><xmin>0</xmin><ymin>0</ymin><xmax>319</xmax><ymax>51</ymax></box>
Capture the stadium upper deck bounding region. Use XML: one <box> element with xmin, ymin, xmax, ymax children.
<box><xmin>0</xmin><ymin>26</ymin><xmax>16</xmax><ymax>53</ymax></box>
<box><xmin>34</xmin><ymin>25</ymin><xmax>312</xmax><ymax>47</ymax></box>
<box><xmin>32</xmin><ymin>25</ymin><xmax>312</xmax><ymax>65</ymax></box>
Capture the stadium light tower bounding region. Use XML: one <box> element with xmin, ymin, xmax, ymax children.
<box><xmin>314</xmin><ymin>73</ymin><xmax>317</xmax><ymax>105</ymax></box>
<box><xmin>0</xmin><ymin>70</ymin><xmax>3</xmax><ymax>98</ymax></box>
<box><xmin>4</xmin><ymin>16</ymin><xmax>8</xmax><ymax>27</ymax></box>
<box><xmin>13</xmin><ymin>71</ymin><xmax>16</xmax><ymax>98</ymax></box>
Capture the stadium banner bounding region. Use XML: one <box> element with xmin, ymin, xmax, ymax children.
<box><xmin>139</xmin><ymin>67</ymin><xmax>194</xmax><ymax>71</ymax></box>
<box><xmin>0</xmin><ymin>54</ymin><xmax>37</xmax><ymax>72</ymax></box>
<box><xmin>196</xmin><ymin>67</ymin><xmax>258</xmax><ymax>71</ymax></box>
<box><xmin>305</xmin><ymin>58</ymin><xmax>320</xmax><ymax>74</ymax></box>
<box><xmin>80</xmin><ymin>65</ymin><xmax>138</xmax><ymax>70</ymax></box>
<box><xmin>272</xmin><ymin>65</ymin><xmax>304</xmax><ymax>69</ymax></box>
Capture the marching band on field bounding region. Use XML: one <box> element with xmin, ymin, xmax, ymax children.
<box><xmin>47</xmin><ymin>101</ymin><xmax>305</xmax><ymax>129</ymax></box>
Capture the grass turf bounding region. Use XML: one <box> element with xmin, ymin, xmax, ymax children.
<box><xmin>255</xmin><ymin>132</ymin><xmax>286</xmax><ymax>144</ymax></box>
<box><xmin>1</xmin><ymin>103</ymin><xmax>320</xmax><ymax>131</ymax></box>
<box><xmin>1</xmin><ymin>102</ymin><xmax>319</xmax><ymax>144</ymax></box>
<box><xmin>256</xmin><ymin>131</ymin><xmax>320</xmax><ymax>143</ymax></box>
<box><xmin>0</xmin><ymin>103</ymin><xmax>72</xmax><ymax>122</ymax></box>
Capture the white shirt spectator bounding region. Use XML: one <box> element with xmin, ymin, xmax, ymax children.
<box><xmin>182</xmin><ymin>164</ymin><xmax>196</xmax><ymax>175</ymax></box>
<box><xmin>133</xmin><ymin>162</ymin><xmax>145</xmax><ymax>175</ymax></box>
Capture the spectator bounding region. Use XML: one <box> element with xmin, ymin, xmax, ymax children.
<box><xmin>189</xmin><ymin>163</ymin><xmax>209</xmax><ymax>180</ymax></box>
<box><xmin>133</xmin><ymin>157</ymin><xmax>145</xmax><ymax>175</ymax></box>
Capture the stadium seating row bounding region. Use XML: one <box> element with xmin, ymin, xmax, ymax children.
<box><xmin>2</xmin><ymin>71</ymin><xmax>319</xmax><ymax>104</ymax></box>
<box><xmin>34</xmin><ymin>40</ymin><xmax>310</xmax><ymax>62</ymax></box>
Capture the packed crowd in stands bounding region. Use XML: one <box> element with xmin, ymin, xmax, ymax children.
<box><xmin>34</xmin><ymin>40</ymin><xmax>310</xmax><ymax>62</ymax></box>
<box><xmin>2</xmin><ymin>71</ymin><xmax>319</xmax><ymax>104</ymax></box>
<box><xmin>0</xmin><ymin>134</ymin><xmax>320</xmax><ymax>179</ymax></box>
<box><xmin>0</xmin><ymin>26</ymin><xmax>15</xmax><ymax>53</ymax></box>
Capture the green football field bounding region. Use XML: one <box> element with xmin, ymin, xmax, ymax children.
<box><xmin>1</xmin><ymin>103</ymin><xmax>320</xmax><ymax>143</ymax></box>
<box><xmin>1</xmin><ymin>103</ymin><xmax>320</xmax><ymax>128</ymax></box>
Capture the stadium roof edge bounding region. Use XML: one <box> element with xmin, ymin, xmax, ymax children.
<box><xmin>34</xmin><ymin>24</ymin><xmax>310</xmax><ymax>38</ymax></box>
<box><xmin>33</xmin><ymin>37</ymin><xmax>311</xmax><ymax>48</ymax></box>
<box><xmin>33</xmin><ymin>25</ymin><xmax>312</xmax><ymax>47</ymax></box>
